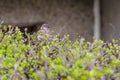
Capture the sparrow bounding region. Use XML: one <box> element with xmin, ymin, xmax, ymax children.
<box><xmin>37</xmin><ymin>24</ymin><xmax>53</xmax><ymax>41</ymax></box>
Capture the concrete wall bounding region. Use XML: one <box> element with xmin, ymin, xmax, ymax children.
<box><xmin>0</xmin><ymin>0</ymin><xmax>93</xmax><ymax>41</ymax></box>
<box><xmin>102</xmin><ymin>0</ymin><xmax>120</xmax><ymax>41</ymax></box>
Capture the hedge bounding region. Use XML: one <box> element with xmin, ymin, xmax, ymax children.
<box><xmin>0</xmin><ymin>25</ymin><xmax>120</xmax><ymax>80</ymax></box>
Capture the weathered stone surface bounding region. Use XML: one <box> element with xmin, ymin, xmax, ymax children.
<box><xmin>102</xmin><ymin>0</ymin><xmax>120</xmax><ymax>41</ymax></box>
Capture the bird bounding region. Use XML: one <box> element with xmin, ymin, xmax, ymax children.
<box><xmin>37</xmin><ymin>24</ymin><xmax>53</xmax><ymax>41</ymax></box>
<box><xmin>40</xmin><ymin>24</ymin><xmax>51</xmax><ymax>34</ymax></box>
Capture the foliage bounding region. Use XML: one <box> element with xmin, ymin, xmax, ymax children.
<box><xmin>0</xmin><ymin>25</ymin><xmax>120</xmax><ymax>80</ymax></box>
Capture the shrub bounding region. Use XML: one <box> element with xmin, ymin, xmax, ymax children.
<box><xmin>0</xmin><ymin>25</ymin><xmax>120</xmax><ymax>80</ymax></box>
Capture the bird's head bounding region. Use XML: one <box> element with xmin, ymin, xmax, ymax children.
<box><xmin>41</xmin><ymin>24</ymin><xmax>50</xmax><ymax>30</ymax></box>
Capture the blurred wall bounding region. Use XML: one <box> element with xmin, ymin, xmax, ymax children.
<box><xmin>101</xmin><ymin>0</ymin><xmax>120</xmax><ymax>41</ymax></box>
<box><xmin>0</xmin><ymin>0</ymin><xmax>93</xmax><ymax>41</ymax></box>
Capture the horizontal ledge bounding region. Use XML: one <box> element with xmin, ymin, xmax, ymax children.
<box><xmin>1</xmin><ymin>22</ymin><xmax>44</xmax><ymax>27</ymax></box>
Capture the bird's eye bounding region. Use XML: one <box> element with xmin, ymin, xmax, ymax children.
<box><xmin>47</xmin><ymin>26</ymin><xmax>50</xmax><ymax>28</ymax></box>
